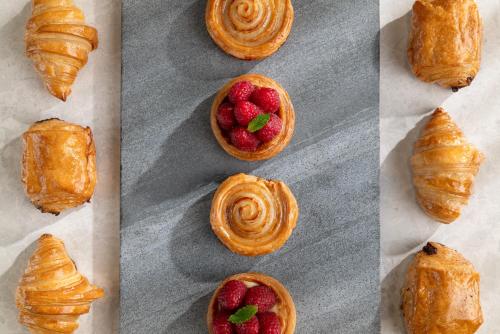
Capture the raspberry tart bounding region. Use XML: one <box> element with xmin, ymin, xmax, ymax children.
<box><xmin>207</xmin><ymin>272</ymin><xmax>296</xmax><ymax>334</ymax></box>
<box><xmin>210</xmin><ymin>173</ymin><xmax>299</xmax><ymax>256</ymax></box>
<box><xmin>211</xmin><ymin>74</ymin><xmax>295</xmax><ymax>161</ymax></box>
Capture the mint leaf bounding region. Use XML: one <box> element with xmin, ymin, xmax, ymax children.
<box><xmin>247</xmin><ymin>114</ymin><xmax>270</xmax><ymax>133</ymax></box>
<box><xmin>228</xmin><ymin>305</ymin><xmax>258</xmax><ymax>324</ymax></box>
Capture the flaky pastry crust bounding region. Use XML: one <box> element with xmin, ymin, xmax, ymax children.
<box><xmin>408</xmin><ymin>0</ymin><xmax>482</xmax><ymax>90</ymax></box>
<box><xmin>210</xmin><ymin>174</ymin><xmax>298</xmax><ymax>256</ymax></box>
<box><xmin>22</xmin><ymin>118</ymin><xmax>97</xmax><ymax>215</ymax></box>
<box><xmin>206</xmin><ymin>0</ymin><xmax>294</xmax><ymax>60</ymax></box>
<box><xmin>210</xmin><ymin>74</ymin><xmax>295</xmax><ymax>161</ymax></box>
<box><xmin>402</xmin><ymin>242</ymin><xmax>483</xmax><ymax>334</ymax></box>
<box><xmin>207</xmin><ymin>272</ymin><xmax>296</xmax><ymax>334</ymax></box>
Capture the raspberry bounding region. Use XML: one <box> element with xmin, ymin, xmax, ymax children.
<box><xmin>257</xmin><ymin>312</ymin><xmax>281</xmax><ymax>334</ymax></box>
<box><xmin>218</xmin><ymin>280</ymin><xmax>248</xmax><ymax>311</ymax></box>
<box><xmin>234</xmin><ymin>101</ymin><xmax>262</xmax><ymax>127</ymax></box>
<box><xmin>217</xmin><ymin>102</ymin><xmax>235</xmax><ymax>130</ymax></box>
<box><xmin>228</xmin><ymin>81</ymin><xmax>255</xmax><ymax>104</ymax></box>
<box><xmin>256</xmin><ymin>113</ymin><xmax>282</xmax><ymax>143</ymax></box>
<box><xmin>230</xmin><ymin>128</ymin><xmax>261</xmax><ymax>151</ymax></box>
<box><xmin>234</xmin><ymin>316</ymin><xmax>259</xmax><ymax>334</ymax></box>
<box><xmin>212</xmin><ymin>311</ymin><xmax>235</xmax><ymax>334</ymax></box>
<box><xmin>244</xmin><ymin>286</ymin><xmax>276</xmax><ymax>313</ymax></box>
<box><xmin>250</xmin><ymin>87</ymin><xmax>280</xmax><ymax>113</ymax></box>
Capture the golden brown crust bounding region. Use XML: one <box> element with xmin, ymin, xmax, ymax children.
<box><xmin>210</xmin><ymin>173</ymin><xmax>298</xmax><ymax>256</ymax></box>
<box><xmin>401</xmin><ymin>242</ymin><xmax>483</xmax><ymax>334</ymax></box>
<box><xmin>210</xmin><ymin>74</ymin><xmax>295</xmax><ymax>161</ymax></box>
<box><xmin>22</xmin><ymin>118</ymin><xmax>97</xmax><ymax>215</ymax></box>
<box><xmin>408</xmin><ymin>0</ymin><xmax>482</xmax><ymax>90</ymax></box>
<box><xmin>207</xmin><ymin>272</ymin><xmax>296</xmax><ymax>334</ymax></box>
<box><xmin>411</xmin><ymin>108</ymin><xmax>484</xmax><ymax>223</ymax></box>
<box><xmin>16</xmin><ymin>234</ymin><xmax>104</xmax><ymax>334</ymax></box>
<box><xmin>206</xmin><ymin>0</ymin><xmax>294</xmax><ymax>60</ymax></box>
<box><xmin>25</xmin><ymin>0</ymin><xmax>99</xmax><ymax>101</ymax></box>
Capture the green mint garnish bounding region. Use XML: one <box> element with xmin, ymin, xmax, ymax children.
<box><xmin>247</xmin><ymin>113</ymin><xmax>270</xmax><ymax>133</ymax></box>
<box><xmin>228</xmin><ymin>305</ymin><xmax>258</xmax><ymax>324</ymax></box>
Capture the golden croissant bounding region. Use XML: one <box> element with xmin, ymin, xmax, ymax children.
<box><xmin>25</xmin><ymin>0</ymin><xmax>98</xmax><ymax>101</ymax></box>
<box><xmin>402</xmin><ymin>242</ymin><xmax>483</xmax><ymax>334</ymax></box>
<box><xmin>16</xmin><ymin>234</ymin><xmax>104</xmax><ymax>334</ymax></box>
<box><xmin>408</xmin><ymin>0</ymin><xmax>482</xmax><ymax>91</ymax></box>
<box><xmin>411</xmin><ymin>108</ymin><xmax>484</xmax><ymax>223</ymax></box>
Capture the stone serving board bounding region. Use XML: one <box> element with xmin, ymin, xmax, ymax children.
<box><xmin>120</xmin><ymin>0</ymin><xmax>380</xmax><ymax>332</ymax></box>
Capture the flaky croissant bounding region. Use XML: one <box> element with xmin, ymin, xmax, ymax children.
<box><xmin>408</xmin><ymin>0</ymin><xmax>482</xmax><ymax>91</ymax></box>
<box><xmin>411</xmin><ymin>108</ymin><xmax>484</xmax><ymax>223</ymax></box>
<box><xmin>16</xmin><ymin>234</ymin><xmax>104</xmax><ymax>334</ymax></box>
<box><xmin>402</xmin><ymin>242</ymin><xmax>483</xmax><ymax>334</ymax></box>
<box><xmin>25</xmin><ymin>0</ymin><xmax>98</xmax><ymax>101</ymax></box>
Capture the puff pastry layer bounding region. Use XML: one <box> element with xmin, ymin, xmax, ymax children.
<box><xmin>402</xmin><ymin>242</ymin><xmax>483</xmax><ymax>334</ymax></box>
<box><xmin>207</xmin><ymin>272</ymin><xmax>296</xmax><ymax>334</ymax></box>
<box><xmin>16</xmin><ymin>234</ymin><xmax>104</xmax><ymax>334</ymax></box>
<box><xmin>411</xmin><ymin>108</ymin><xmax>484</xmax><ymax>223</ymax></box>
<box><xmin>210</xmin><ymin>174</ymin><xmax>298</xmax><ymax>256</ymax></box>
<box><xmin>25</xmin><ymin>0</ymin><xmax>98</xmax><ymax>101</ymax></box>
<box><xmin>206</xmin><ymin>0</ymin><xmax>294</xmax><ymax>60</ymax></box>
<box><xmin>408</xmin><ymin>0</ymin><xmax>482</xmax><ymax>90</ymax></box>
<box><xmin>22</xmin><ymin>119</ymin><xmax>97</xmax><ymax>215</ymax></box>
<box><xmin>211</xmin><ymin>74</ymin><xmax>295</xmax><ymax>161</ymax></box>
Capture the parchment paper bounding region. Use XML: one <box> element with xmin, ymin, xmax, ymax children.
<box><xmin>380</xmin><ymin>0</ymin><xmax>500</xmax><ymax>332</ymax></box>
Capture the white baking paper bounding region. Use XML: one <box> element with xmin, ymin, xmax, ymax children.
<box><xmin>380</xmin><ymin>0</ymin><xmax>500</xmax><ymax>332</ymax></box>
<box><xmin>0</xmin><ymin>0</ymin><xmax>121</xmax><ymax>333</ymax></box>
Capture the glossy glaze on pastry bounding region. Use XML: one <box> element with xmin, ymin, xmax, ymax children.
<box><xmin>211</xmin><ymin>173</ymin><xmax>298</xmax><ymax>256</ymax></box>
<box><xmin>25</xmin><ymin>0</ymin><xmax>98</xmax><ymax>101</ymax></box>
<box><xmin>16</xmin><ymin>234</ymin><xmax>104</xmax><ymax>334</ymax></box>
<box><xmin>411</xmin><ymin>108</ymin><xmax>484</xmax><ymax>223</ymax></box>
<box><xmin>402</xmin><ymin>242</ymin><xmax>483</xmax><ymax>334</ymax></box>
<box><xmin>22</xmin><ymin>118</ymin><xmax>97</xmax><ymax>215</ymax></box>
<box><xmin>206</xmin><ymin>0</ymin><xmax>294</xmax><ymax>60</ymax></box>
<box><xmin>408</xmin><ymin>0</ymin><xmax>482</xmax><ymax>91</ymax></box>
<box><xmin>207</xmin><ymin>272</ymin><xmax>296</xmax><ymax>334</ymax></box>
<box><xmin>211</xmin><ymin>74</ymin><xmax>295</xmax><ymax>161</ymax></box>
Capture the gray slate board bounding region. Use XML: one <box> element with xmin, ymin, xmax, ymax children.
<box><xmin>120</xmin><ymin>0</ymin><xmax>380</xmax><ymax>332</ymax></box>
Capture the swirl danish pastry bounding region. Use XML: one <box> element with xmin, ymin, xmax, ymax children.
<box><xmin>210</xmin><ymin>174</ymin><xmax>298</xmax><ymax>256</ymax></box>
<box><xmin>206</xmin><ymin>0</ymin><xmax>294</xmax><ymax>60</ymax></box>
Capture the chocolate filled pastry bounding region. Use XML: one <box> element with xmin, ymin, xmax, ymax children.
<box><xmin>16</xmin><ymin>234</ymin><xmax>104</xmax><ymax>334</ymax></box>
<box><xmin>210</xmin><ymin>174</ymin><xmax>298</xmax><ymax>256</ymax></box>
<box><xmin>408</xmin><ymin>0</ymin><xmax>482</xmax><ymax>91</ymax></box>
<box><xmin>25</xmin><ymin>0</ymin><xmax>98</xmax><ymax>101</ymax></box>
<box><xmin>211</xmin><ymin>73</ymin><xmax>295</xmax><ymax>161</ymax></box>
<box><xmin>411</xmin><ymin>108</ymin><xmax>484</xmax><ymax>223</ymax></box>
<box><xmin>207</xmin><ymin>272</ymin><xmax>296</xmax><ymax>334</ymax></box>
<box><xmin>206</xmin><ymin>0</ymin><xmax>294</xmax><ymax>60</ymax></box>
<box><xmin>22</xmin><ymin>118</ymin><xmax>97</xmax><ymax>215</ymax></box>
<box><xmin>402</xmin><ymin>242</ymin><xmax>483</xmax><ymax>334</ymax></box>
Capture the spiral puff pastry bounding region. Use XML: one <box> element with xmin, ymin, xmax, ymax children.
<box><xmin>411</xmin><ymin>108</ymin><xmax>484</xmax><ymax>223</ymax></box>
<box><xmin>208</xmin><ymin>272</ymin><xmax>296</xmax><ymax>334</ymax></box>
<box><xmin>211</xmin><ymin>174</ymin><xmax>298</xmax><ymax>256</ymax></box>
<box><xmin>211</xmin><ymin>74</ymin><xmax>295</xmax><ymax>161</ymax></box>
<box><xmin>408</xmin><ymin>0</ymin><xmax>482</xmax><ymax>91</ymax></box>
<box><xmin>25</xmin><ymin>0</ymin><xmax>98</xmax><ymax>101</ymax></box>
<box><xmin>16</xmin><ymin>234</ymin><xmax>104</xmax><ymax>334</ymax></box>
<box><xmin>206</xmin><ymin>0</ymin><xmax>294</xmax><ymax>60</ymax></box>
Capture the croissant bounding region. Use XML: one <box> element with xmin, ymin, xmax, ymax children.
<box><xmin>408</xmin><ymin>0</ymin><xmax>482</xmax><ymax>91</ymax></box>
<box><xmin>210</xmin><ymin>173</ymin><xmax>298</xmax><ymax>256</ymax></box>
<box><xmin>411</xmin><ymin>108</ymin><xmax>484</xmax><ymax>223</ymax></box>
<box><xmin>22</xmin><ymin>118</ymin><xmax>97</xmax><ymax>215</ymax></box>
<box><xmin>206</xmin><ymin>0</ymin><xmax>294</xmax><ymax>60</ymax></box>
<box><xmin>16</xmin><ymin>234</ymin><xmax>104</xmax><ymax>334</ymax></box>
<box><xmin>25</xmin><ymin>0</ymin><xmax>98</xmax><ymax>101</ymax></box>
<box><xmin>402</xmin><ymin>242</ymin><xmax>483</xmax><ymax>334</ymax></box>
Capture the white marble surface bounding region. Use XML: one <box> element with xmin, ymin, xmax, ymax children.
<box><xmin>0</xmin><ymin>0</ymin><xmax>121</xmax><ymax>333</ymax></box>
<box><xmin>381</xmin><ymin>0</ymin><xmax>500</xmax><ymax>333</ymax></box>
